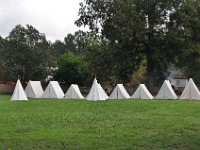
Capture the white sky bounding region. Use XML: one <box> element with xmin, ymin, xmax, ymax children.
<box><xmin>0</xmin><ymin>0</ymin><xmax>85</xmax><ymax>42</ymax></box>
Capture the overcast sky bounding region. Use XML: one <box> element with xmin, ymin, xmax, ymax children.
<box><xmin>0</xmin><ymin>0</ymin><xmax>85</xmax><ymax>42</ymax></box>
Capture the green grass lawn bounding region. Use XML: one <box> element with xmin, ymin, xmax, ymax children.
<box><xmin>0</xmin><ymin>95</ymin><xmax>200</xmax><ymax>149</ymax></box>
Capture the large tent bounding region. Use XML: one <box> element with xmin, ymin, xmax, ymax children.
<box><xmin>64</xmin><ymin>84</ymin><xmax>84</xmax><ymax>99</ymax></box>
<box><xmin>11</xmin><ymin>79</ymin><xmax>28</xmax><ymax>101</ymax></box>
<box><xmin>25</xmin><ymin>81</ymin><xmax>44</xmax><ymax>98</ymax></box>
<box><xmin>180</xmin><ymin>78</ymin><xmax>200</xmax><ymax>100</ymax></box>
<box><xmin>131</xmin><ymin>84</ymin><xmax>153</xmax><ymax>99</ymax></box>
<box><xmin>86</xmin><ymin>78</ymin><xmax>107</xmax><ymax>101</ymax></box>
<box><xmin>109</xmin><ymin>84</ymin><xmax>130</xmax><ymax>99</ymax></box>
<box><xmin>155</xmin><ymin>80</ymin><xmax>177</xmax><ymax>99</ymax></box>
<box><xmin>42</xmin><ymin>81</ymin><xmax>64</xmax><ymax>99</ymax></box>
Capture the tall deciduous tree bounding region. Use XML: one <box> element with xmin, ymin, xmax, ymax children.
<box><xmin>4</xmin><ymin>24</ymin><xmax>54</xmax><ymax>81</ymax></box>
<box><xmin>168</xmin><ymin>0</ymin><xmax>200</xmax><ymax>84</ymax></box>
<box><xmin>76</xmin><ymin>0</ymin><xmax>200</xmax><ymax>86</ymax></box>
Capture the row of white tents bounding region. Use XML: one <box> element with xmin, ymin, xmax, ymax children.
<box><xmin>11</xmin><ymin>80</ymin><xmax>83</xmax><ymax>100</ymax></box>
<box><xmin>11</xmin><ymin>78</ymin><xmax>200</xmax><ymax>101</ymax></box>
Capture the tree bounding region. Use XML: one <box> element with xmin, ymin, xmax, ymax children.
<box><xmin>4</xmin><ymin>24</ymin><xmax>54</xmax><ymax>81</ymax></box>
<box><xmin>64</xmin><ymin>31</ymin><xmax>118</xmax><ymax>85</ymax></box>
<box><xmin>178</xmin><ymin>45</ymin><xmax>200</xmax><ymax>84</ymax></box>
<box><xmin>52</xmin><ymin>40</ymin><xmax>67</xmax><ymax>58</ymax></box>
<box><xmin>64</xmin><ymin>30</ymin><xmax>90</xmax><ymax>55</ymax></box>
<box><xmin>80</xmin><ymin>34</ymin><xmax>116</xmax><ymax>84</ymax></box>
<box><xmin>52</xmin><ymin>31</ymin><xmax>88</xmax><ymax>58</ymax></box>
<box><xmin>168</xmin><ymin>0</ymin><xmax>200</xmax><ymax>84</ymax></box>
<box><xmin>55</xmin><ymin>52</ymin><xmax>90</xmax><ymax>85</ymax></box>
<box><xmin>75</xmin><ymin>0</ymin><xmax>199</xmax><ymax>87</ymax></box>
<box><xmin>76</xmin><ymin>0</ymin><xmax>143</xmax><ymax>83</ymax></box>
<box><xmin>64</xmin><ymin>33</ymin><xmax>77</xmax><ymax>54</ymax></box>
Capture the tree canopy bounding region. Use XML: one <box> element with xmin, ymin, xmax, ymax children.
<box><xmin>0</xmin><ymin>0</ymin><xmax>200</xmax><ymax>86</ymax></box>
<box><xmin>169</xmin><ymin>0</ymin><xmax>200</xmax><ymax>84</ymax></box>
<box><xmin>76</xmin><ymin>0</ymin><xmax>200</xmax><ymax>85</ymax></box>
<box><xmin>4</xmin><ymin>24</ymin><xmax>54</xmax><ymax>81</ymax></box>
<box><xmin>55</xmin><ymin>51</ymin><xmax>90</xmax><ymax>85</ymax></box>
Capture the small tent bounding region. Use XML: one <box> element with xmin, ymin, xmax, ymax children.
<box><xmin>11</xmin><ymin>79</ymin><xmax>28</xmax><ymax>101</ymax></box>
<box><xmin>86</xmin><ymin>78</ymin><xmax>107</xmax><ymax>101</ymax></box>
<box><xmin>25</xmin><ymin>81</ymin><xmax>44</xmax><ymax>98</ymax></box>
<box><xmin>109</xmin><ymin>84</ymin><xmax>130</xmax><ymax>99</ymax></box>
<box><xmin>64</xmin><ymin>84</ymin><xmax>84</xmax><ymax>99</ymax></box>
<box><xmin>180</xmin><ymin>78</ymin><xmax>200</xmax><ymax>100</ymax></box>
<box><xmin>42</xmin><ymin>81</ymin><xmax>64</xmax><ymax>99</ymax></box>
<box><xmin>131</xmin><ymin>84</ymin><xmax>153</xmax><ymax>99</ymax></box>
<box><xmin>155</xmin><ymin>80</ymin><xmax>177</xmax><ymax>99</ymax></box>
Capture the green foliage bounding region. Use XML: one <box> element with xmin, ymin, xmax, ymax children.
<box><xmin>0</xmin><ymin>36</ymin><xmax>5</xmax><ymax>64</ymax></box>
<box><xmin>64</xmin><ymin>33</ymin><xmax>77</xmax><ymax>53</ymax></box>
<box><xmin>1</xmin><ymin>95</ymin><xmax>200</xmax><ymax>149</ymax></box>
<box><xmin>78</xmin><ymin>34</ymin><xmax>117</xmax><ymax>84</ymax></box>
<box><xmin>167</xmin><ymin>0</ymin><xmax>200</xmax><ymax>84</ymax></box>
<box><xmin>4</xmin><ymin>24</ymin><xmax>54</xmax><ymax>81</ymax></box>
<box><xmin>76</xmin><ymin>0</ymin><xmax>144</xmax><ymax>82</ymax></box>
<box><xmin>52</xmin><ymin>40</ymin><xmax>67</xmax><ymax>58</ymax></box>
<box><xmin>76</xmin><ymin>0</ymin><xmax>200</xmax><ymax>86</ymax></box>
<box><xmin>132</xmin><ymin>59</ymin><xmax>147</xmax><ymax>84</ymax></box>
<box><xmin>55</xmin><ymin>52</ymin><xmax>90</xmax><ymax>85</ymax></box>
<box><xmin>52</xmin><ymin>31</ymin><xmax>89</xmax><ymax>60</ymax></box>
<box><xmin>62</xmin><ymin>31</ymin><xmax>116</xmax><ymax>85</ymax></box>
<box><xmin>64</xmin><ymin>30</ymin><xmax>88</xmax><ymax>55</ymax></box>
<box><xmin>178</xmin><ymin>44</ymin><xmax>200</xmax><ymax>84</ymax></box>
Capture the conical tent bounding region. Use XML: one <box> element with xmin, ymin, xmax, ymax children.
<box><xmin>42</xmin><ymin>81</ymin><xmax>64</xmax><ymax>99</ymax></box>
<box><xmin>131</xmin><ymin>84</ymin><xmax>153</xmax><ymax>99</ymax></box>
<box><xmin>109</xmin><ymin>84</ymin><xmax>130</xmax><ymax>99</ymax></box>
<box><xmin>11</xmin><ymin>79</ymin><xmax>28</xmax><ymax>101</ymax></box>
<box><xmin>64</xmin><ymin>84</ymin><xmax>84</xmax><ymax>99</ymax></box>
<box><xmin>25</xmin><ymin>81</ymin><xmax>44</xmax><ymax>98</ymax></box>
<box><xmin>155</xmin><ymin>80</ymin><xmax>177</xmax><ymax>99</ymax></box>
<box><xmin>180</xmin><ymin>78</ymin><xmax>200</xmax><ymax>100</ymax></box>
<box><xmin>86</xmin><ymin>78</ymin><xmax>107</xmax><ymax>101</ymax></box>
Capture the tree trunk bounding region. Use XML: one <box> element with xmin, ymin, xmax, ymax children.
<box><xmin>146</xmin><ymin>67</ymin><xmax>155</xmax><ymax>94</ymax></box>
<box><xmin>145</xmin><ymin>44</ymin><xmax>155</xmax><ymax>94</ymax></box>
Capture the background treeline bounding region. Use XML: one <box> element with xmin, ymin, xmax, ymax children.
<box><xmin>0</xmin><ymin>0</ymin><xmax>200</xmax><ymax>87</ymax></box>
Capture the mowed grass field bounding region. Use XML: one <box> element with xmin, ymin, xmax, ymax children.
<box><xmin>0</xmin><ymin>95</ymin><xmax>200</xmax><ymax>149</ymax></box>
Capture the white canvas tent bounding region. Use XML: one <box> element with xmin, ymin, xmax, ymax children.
<box><xmin>180</xmin><ymin>78</ymin><xmax>200</xmax><ymax>100</ymax></box>
<box><xmin>42</xmin><ymin>81</ymin><xmax>64</xmax><ymax>99</ymax></box>
<box><xmin>11</xmin><ymin>79</ymin><xmax>28</xmax><ymax>101</ymax></box>
<box><xmin>155</xmin><ymin>80</ymin><xmax>177</xmax><ymax>99</ymax></box>
<box><xmin>25</xmin><ymin>81</ymin><xmax>44</xmax><ymax>98</ymax></box>
<box><xmin>64</xmin><ymin>84</ymin><xmax>84</xmax><ymax>99</ymax></box>
<box><xmin>109</xmin><ymin>84</ymin><xmax>130</xmax><ymax>99</ymax></box>
<box><xmin>131</xmin><ymin>84</ymin><xmax>153</xmax><ymax>99</ymax></box>
<box><xmin>86</xmin><ymin>78</ymin><xmax>107</xmax><ymax>101</ymax></box>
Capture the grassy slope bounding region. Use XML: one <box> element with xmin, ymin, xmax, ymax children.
<box><xmin>0</xmin><ymin>95</ymin><xmax>200</xmax><ymax>149</ymax></box>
